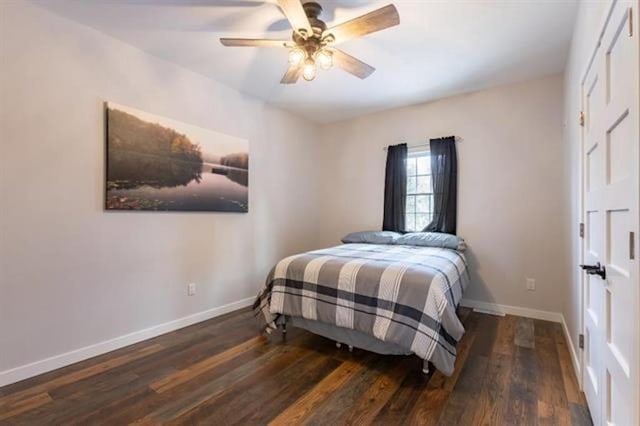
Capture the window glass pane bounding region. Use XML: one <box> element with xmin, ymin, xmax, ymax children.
<box><xmin>406</xmin><ymin>195</ymin><xmax>416</xmax><ymax>214</ymax></box>
<box><xmin>406</xmin><ymin>158</ymin><xmax>417</xmax><ymax>176</ymax></box>
<box><xmin>405</xmin><ymin>214</ymin><xmax>416</xmax><ymax>232</ymax></box>
<box><xmin>407</xmin><ymin>176</ymin><xmax>417</xmax><ymax>194</ymax></box>
<box><xmin>405</xmin><ymin>153</ymin><xmax>431</xmax><ymax>233</ymax></box>
<box><xmin>415</xmin><ymin>214</ymin><xmax>429</xmax><ymax>231</ymax></box>
<box><xmin>416</xmin><ymin>195</ymin><xmax>429</xmax><ymax>213</ymax></box>
<box><xmin>417</xmin><ymin>156</ymin><xmax>430</xmax><ymax>175</ymax></box>
<box><xmin>417</xmin><ymin>175</ymin><xmax>431</xmax><ymax>193</ymax></box>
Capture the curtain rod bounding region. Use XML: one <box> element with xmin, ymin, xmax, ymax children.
<box><xmin>382</xmin><ymin>136</ymin><xmax>460</xmax><ymax>151</ymax></box>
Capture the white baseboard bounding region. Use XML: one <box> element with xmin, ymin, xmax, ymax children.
<box><xmin>0</xmin><ymin>296</ymin><xmax>255</xmax><ymax>387</ymax></box>
<box><xmin>459</xmin><ymin>298</ymin><xmax>564</xmax><ymax>323</ymax></box>
<box><xmin>561</xmin><ymin>315</ymin><xmax>582</xmax><ymax>388</ymax></box>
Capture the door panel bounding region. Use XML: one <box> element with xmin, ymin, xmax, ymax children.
<box><xmin>583</xmin><ymin>56</ymin><xmax>605</xmax><ymax>426</ymax></box>
<box><xmin>581</xmin><ymin>1</ymin><xmax>639</xmax><ymax>425</ymax></box>
<box><xmin>587</xmin><ymin>208</ymin><xmax>602</xmax><ymax>257</ymax></box>
<box><xmin>607</xmin><ymin>209</ymin><xmax>630</xmax><ymax>273</ymax></box>
<box><xmin>607</xmin><ymin>110</ymin><xmax>631</xmax><ymax>184</ymax></box>
<box><xmin>602</xmin><ymin>4</ymin><xmax>638</xmax><ymax>425</ymax></box>
<box><xmin>606</xmin><ymin>8</ymin><xmax>633</xmax><ymax>105</ymax></box>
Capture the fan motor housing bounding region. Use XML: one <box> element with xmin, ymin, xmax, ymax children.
<box><xmin>303</xmin><ymin>2</ymin><xmax>323</xmax><ymax>20</ymax></box>
<box><xmin>302</xmin><ymin>2</ymin><xmax>326</xmax><ymax>36</ymax></box>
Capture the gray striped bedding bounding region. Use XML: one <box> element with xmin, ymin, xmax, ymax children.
<box><xmin>253</xmin><ymin>243</ymin><xmax>470</xmax><ymax>375</ymax></box>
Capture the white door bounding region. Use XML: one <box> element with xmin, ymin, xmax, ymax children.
<box><xmin>581</xmin><ymin>1</ymin><xmax>639</xmax><ymax>425</ymax></box>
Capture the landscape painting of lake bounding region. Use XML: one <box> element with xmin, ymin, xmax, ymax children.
<box><xmin>105</xmin><ymin>102</ymin><xmax>248</xmax><ymax>212</ymax></box>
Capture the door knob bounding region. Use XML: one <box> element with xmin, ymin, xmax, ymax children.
<box><xmin>580</xmin><ymin>262</ymin><xmax>606</xmax><ymax>280</ymax></box>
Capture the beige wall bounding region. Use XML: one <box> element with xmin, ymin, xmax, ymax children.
<box><xmin>0</xmin><ymin>2</ymin><xmax>321</xmax><ymax>374</ymax></box>
<box><xmin>562</xmin><ymin>0</ymin><xmax>610</xmax><ymax>356</ymax></box>
<box><xmin>317</xmin><ymin>74</ymin><xmax>568</xmax><ymax>313</ymax></box>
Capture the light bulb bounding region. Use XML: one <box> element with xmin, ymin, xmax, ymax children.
<box><xmin>316</xmin><ymin>49</ymin><xmax>333</xmax><ymax>70</ymax></box>
<box><xmin>288</xmin><ymin>48</ymin><xmax>305</xmax><ymax>66</ymax></box>
<box><xmin>302</xmin><ymin>58</ymin><xmax>317</xmax><ymax>81</ymax></box>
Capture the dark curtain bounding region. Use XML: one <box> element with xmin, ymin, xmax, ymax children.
<box><xmin>424</xmin><ymin>136</ymin><xmax>457</xmax><ymax>234</ymax></box>
<box><xmin>382</xmin><ymin>143</ymin><xmax>408</xmax><ymax>232</ymax></box>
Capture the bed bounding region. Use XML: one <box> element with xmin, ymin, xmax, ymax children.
<box><xmin>253</xmin><ymin>234</ymin><xmax>469</xmax><ymax>376</ymax></box>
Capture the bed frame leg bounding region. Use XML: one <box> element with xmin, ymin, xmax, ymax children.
<box><xmin>422</xmin><ymin>360</ymin><xmax>430</xmax><ymax>374</ymax></box>
<box><xmin>281</xmin><ymin>321</ymin><xmax>287</xmax><ymax>341</ymax></box>
<box><xmin>335</xmin><ymin>342</ymin><xmax>353</xmax><ymax>352</ymax></box>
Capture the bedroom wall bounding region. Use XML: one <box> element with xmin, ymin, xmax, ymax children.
<box><xmin>0</xmin><ymin>2</ymin><xmax>321</xmax><ymax>380</ymax></box>
<box><xmin>562</xmin><ymin>0</ymin><xmax>610</xmax><ymax>360</ymax></box>
<box><xmin>317</xmin><ymin>74</ymin><xmax>568</xmax><ymax>314</ymax></box>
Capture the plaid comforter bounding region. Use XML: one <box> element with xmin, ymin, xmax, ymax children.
<box><xmin>253</xmin><ymin>243</ymin><xmax>469</xmax><ymax>375</ymax></box>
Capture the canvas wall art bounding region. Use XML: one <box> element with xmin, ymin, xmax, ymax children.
<box><xmin>105</xmin><ymin>102</ymin><xmax>248</xmax><ymax>212</ymax></box>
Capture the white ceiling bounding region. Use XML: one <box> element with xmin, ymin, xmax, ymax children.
<box><xmin>35</xmin><ymin>0</ymin><xmax>578</xmax><ymax>123</ymax></box>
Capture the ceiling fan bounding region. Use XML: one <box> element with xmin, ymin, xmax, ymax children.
<box><xmin>220</xmin><ymin>0</ymin><xmax>400</xmax><ymax>84</ymax></box>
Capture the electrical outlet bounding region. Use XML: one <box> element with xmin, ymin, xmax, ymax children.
<box><xmin>526</xmin><ymin>278</ymin><xmax>536</xmax><ymax>291</ymax></box>
<box><xmin>188</xmin><ymin>283</ymin><xmax>196</xmax><ymax>296</ymax></box>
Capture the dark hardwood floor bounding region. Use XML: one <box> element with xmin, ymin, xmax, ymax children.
<box><xmin>0</xmin><ymin>307</ymin><xmax>592</xmax><ymax>425</ymax></box>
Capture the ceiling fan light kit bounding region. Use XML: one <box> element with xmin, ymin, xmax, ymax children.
<box><xmin>291</xmin><ymin>48</ymin><xmax>332</xmax><ymax>81</ymax></box>
<box><xmin>288</xmin><ymin>47</ymin><xmax>306</xmax><ymax>66</ymax></box>
<box><xmin>220</xmin><ymin>1</ymin><xmax>400</xmax><ymax>84</ymax></box>
<box><xmin>302</xmin><ymin>58</ymin><xmax>317</xmax><ymax>81</ymax></box>
<box><xmin>316</xmin><ymin>49</ymin><xmax>333</xmax><ymax>70</ymax></box>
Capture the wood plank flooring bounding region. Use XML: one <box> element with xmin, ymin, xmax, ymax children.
<box><xmin>0</xmin><ymin>307</ymin><xmax>592</xmax><ymax>425</ymax></box>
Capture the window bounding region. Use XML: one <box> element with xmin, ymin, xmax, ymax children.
<box><xmin>405</xmin><ymin>151</ymin><xmax>433</xmax><ymax>232</ymax></box>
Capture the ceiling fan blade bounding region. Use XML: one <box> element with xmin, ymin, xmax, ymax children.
<box><xmin>324</xmin><ymin>4</ymin><xmax>399</xmax><ymax>44</ymax></box>
<box><xmin>277</xmin><ymin>0</ymin><xmax>313</xmax><ymax>36</ymax></box>
<box><xmin>220</xmin><ymin>38</ymin><xmax>292</xmax><ymax>47</ymax></box>
<box><xmin>329</xmin><ymin>48</ymin><xmax>375</xmax><ymax>79</ymax></box>
<box><xmin>280</xmin><ymin>65</ymin><xmax>302</xmax><ymax>84</ymax></box>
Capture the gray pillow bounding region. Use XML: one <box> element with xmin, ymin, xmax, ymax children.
<box><xmin>341</xmin><ymin>231</ymin><xmax>402</xmax><ymax>245</ymax></box>
<box><xmin>395</xmin><ymin>232</ymin><xmax>466</xmax><ymax>251</ymax></box>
